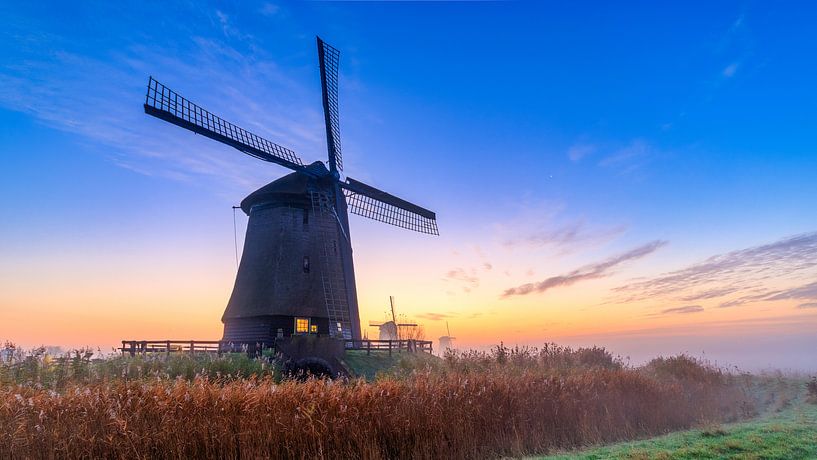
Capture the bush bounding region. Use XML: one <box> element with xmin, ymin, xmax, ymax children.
<box><xmin>0</xmin><ymin>345</ymin><xmax>274</xmax><ymax>389</ymax></box>
<box><xmin>807</xmin><ymin>377</ymin><xmax>817</xmax><ymax>404</ymax></box>
<box><xmin>442</xmin><ymin>342</ymin><xmax>622</xmax><ymax>375</ymax></box>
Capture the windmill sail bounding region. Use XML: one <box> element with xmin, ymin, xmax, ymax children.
<box><xmin>317</xmin><ymin>37</ymin><xmax>343</xmax><ymax>173</ymax></box>
<box><xmin>144</xmin><ymin>77</ymin><xmax>304</xmax><ymax>171</ymax></box>
<box><xmin>341</xmin><ymin>178</ymin><xmax>439</xmax><ymax>235</ymax></box>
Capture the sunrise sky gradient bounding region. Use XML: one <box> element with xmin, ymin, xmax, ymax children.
<box><xmin>2</xmin><ymin>1</ymin><xmax>817</xmax><ymax>371</ymax></box>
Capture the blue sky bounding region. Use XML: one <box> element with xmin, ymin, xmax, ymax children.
<box><xmin>2</xmin><ymin>1</ymin><xmax>817</xmax><ymax>370</ymax></box>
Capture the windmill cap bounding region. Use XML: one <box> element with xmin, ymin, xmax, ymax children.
<box><xmin>239</xmin><ymin>161</ymin><xmax>330</xmax><ymax>214</ymax></box>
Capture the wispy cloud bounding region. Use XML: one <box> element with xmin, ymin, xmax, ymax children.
<box><xmin>0</xmin><ymin>10</ymin><xmax>324</xmax><ymax>195</ymax></box>
<box><xmin>567</xmin><ymin>142</ymin><xmax>596</xmax><ymax>162</ymax></box>
<box><xmin>722</xmin><ymin>62</ymin><xmax>739</xmax><ymax>78</ymax></box>
<box><xmin>766</xmin><ymin>281</ymin><xmax>817</xmax><ymax>302</ymax></box>
<box><xmin>443</xmin><ymin>267</ymin><xmax>480</xmax><ymax>293</ymax></box>
<box><xmin>798</xmin><ymin>302</ymin><xmax>817</xmax><ymax>309</ymax></box>
<box><xmin>661</xmin><ymin>305</ymin><xmax>704</xmax><ymax>315</ymax></box>
<box><xmin>498</xmin><ymin>202</ymin><xmax>627</xmax><ymax>256</ymax></box>
<box><xmin>680</xmin><ymin>286</ymin><xmax>742</xmax><ymax>302</ymax></box>
<box><xmin>259</xmin><ymin>3</ymin><xmax>280</xmax><ymax>16</ymax></box>
<box><xmin>502</xmin><ymin>240</ymin><xmax>667</xmax><ymax>298</ymax></box>
<box><xmin>718</xmin><ymin>290</ymin><xmax>774</xmax><ymax>308</ymax></box>
<box><xmin>505</xmin><ymin>220</ymin><xmax>627</xmax><ymax>254</ymax></box>
<box><xmin>597</xmin><ymin>138</ymin><xmax>661</xmax><ymax>176</ymax></box>
<box><xmin>416</xmin><ymin>312</ymin><xmax>455</xmax><ymax>321</ymax></box>
<box><xmin>613</xmin><ymin>232</ymin><xmax>817</xmax><ymax>307</ymax></box>
<box><xmin>714</xmin><ymin>11</ymin><xmax>753</xmax><ymax>83</ymax></box>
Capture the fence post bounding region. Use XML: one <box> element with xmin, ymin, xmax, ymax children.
<box><xmin>190</xmin><ymin>340</ymin><xmax>195</xmax><ymax>355</ymax></box>
<box><xmin>388</xmin><ymin>340</ymin><xmax>392</xmax><ymax>356</ymax></box>
<box><xmin>166</xmin><ymin>340</ymin><xmax>171</xmax><ymax>357</ymax></box>
<box><xmin>367</xmin><ymin>340</ymin><xmax>371</xmax><ymax>355</ymax></box>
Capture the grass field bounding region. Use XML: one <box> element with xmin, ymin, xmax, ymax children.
<box><xmin>342</xmin><ymin>349</ymin><xmax>441</xmax><ymax>380</ymax></box>
<box><xmin>542</xmin><ymin>380</ymin><xmax>816</xmax><ymax>460</ymax></box>
<box><xmin>0</xmin><ymin>343</ymin><xmax>795</xmax><ymax>459</ymax></box>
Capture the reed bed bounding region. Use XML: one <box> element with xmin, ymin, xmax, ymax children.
<box><xmin>0</xmin><ymin>345</ymin><xmax>752</xmax><ymax>459</ymax></box>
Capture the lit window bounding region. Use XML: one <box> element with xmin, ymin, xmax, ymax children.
<box><xmin>295</xmin><ymin>317</ymin><xmax>309</xmax><ymax>334</ymax></box>
<box><xmin>303</xmin><ymin>256</ymin><xmax>310</xmax><ymax>273</ymax></box>
<box><xmin>310</xmin><ymin>324</ymin><xmax>318</xmax><ymax>333</ymax></box>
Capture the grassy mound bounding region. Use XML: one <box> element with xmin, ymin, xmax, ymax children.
<box><xmin>341</xmin><ymin>349</ymin><xmax>441</xmax><ymax>380</ymax></box>
<box><xmin>541</xmin><ymin>377</ymin><xmax>815</xmax><ymax>460</ymax></box>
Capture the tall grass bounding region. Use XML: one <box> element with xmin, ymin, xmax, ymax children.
<box><xmin>0</xmin><ymin>344</ymin><xmax>753</xmax><ymax>459</ymax></box>
<box><xmin>0</xmin><ymin>344</ymin><xmax>274</xmax><ymax>390</ymax></box>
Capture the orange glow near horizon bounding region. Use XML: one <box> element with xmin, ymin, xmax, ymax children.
<box><xmin>5</xmin><ymin>227</ymin><xmax>816</xmax><ymax>374</ymax></box>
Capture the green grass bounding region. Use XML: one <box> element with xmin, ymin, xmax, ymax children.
<box><xmin>341</xmin><ymin>349</ymin><xmax>440</xmax><ymax>380</ymax></box>
<box><xmin>0</xmin><ymin>351</ymin><xmax>276</xmax><ymax>389</ymax></box>
<box><xmin>539</xmin><ymin>400</ymin><xmax>817</xmax><ymax>460</ymax></box>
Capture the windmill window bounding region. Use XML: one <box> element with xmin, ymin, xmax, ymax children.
<box><xmin>295</xmin><ymin>317</ymin><xmax>310</xmax><ymax>334</ymax></box>
<box><xmin>310</xmin><ymin>324</ymin><xmax>318</xmax><ymax>333</ymax></box>
<box><xmin>303</xmin><ymin>256</ymin><xmax>310</xmax><ymax>273</ymax></box>
<box><xmin>302</xmin><ymin>210</ymin><xmax>308</xmax><ymax>229</ymax></box>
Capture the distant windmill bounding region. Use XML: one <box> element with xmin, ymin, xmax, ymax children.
<box><xmin>369</xmin><ymin>296</ymin><xmax>418</xmax><ymax>341</ymax></box>
<box><xmin>438</xmin><ymin>322</ymin><xmax>457</xmax><ymax>354</ymax></box>
<box><xmin>143</xmin><ymin>37</ymin><xmax>438</xmax><ymax>344</ymax></box>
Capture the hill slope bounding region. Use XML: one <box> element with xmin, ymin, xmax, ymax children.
<box><xmin>541</xmin><ymin>397</ymin><xmax>817</xmax><ymax>459</ymax></box>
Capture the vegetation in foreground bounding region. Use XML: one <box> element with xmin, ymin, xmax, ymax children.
<box><xmin>1</xmin><ymin>342</ymin><xmax>756</xmax><ymax>459</ymax></box>
<box><xmin>0</xmin><ymin>344</ymin><xmax>275</xmax><ymax>389</ymax></box>
<box><xmin>542</xmin><ymin>377</ymin><xmax>815</xmax><ymax>459</ymax></box>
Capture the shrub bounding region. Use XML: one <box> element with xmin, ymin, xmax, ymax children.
<box><xmin>0</xmin><ymin>346</ymin><xmax>274</xmax><ymax>389</ymax></box>
<box><xmin>807</xmin><ymin>377</ymin><xmax>817</xmax><ymax>404</ymax></box>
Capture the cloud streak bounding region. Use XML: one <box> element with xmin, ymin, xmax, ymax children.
<box><xmin>661</xmin><ymin>305</ymin><xmax>704</xmax><ymax>315</ymax></box>
<box><xmin>502</xmin><ymin>240</ymin><xmax>667</xmax><ymax>298</ymax></box>
<box><xmin>613</xmin><ymin>232</ymin><xmax>817</xmax><ymax>307</ymax></box>
<box><xmin>567</xmin><ymin>142</ymin><xmax>596</xmax><ymax>162</ymax></box>
<box><xmin>498</xmin><ymin>202</ymin><xmax>628</xmax><ymax>256</ymax></box>
<box><xmin>443</xmin><ymin>267</ymin><xmax>480</xmax><ymax>292</ymax></box>
<box><xmin>722</xmin><ymin>62</ymin><xmax>739</xmax><ymax>78</ymax></box>
<box><xmin>0</xmin><ymin>8</ymin><xmax>326</xmax><ymax>195</ymax></box>
<box><xmin>613</xmin><ymin>232</ymin><xmax>817</xmax><ymax>306</ymax></box>
<box><xmin>416</xmin><ymin>312</ymin><xmax>455</xmax><ymax>321</ymax></box>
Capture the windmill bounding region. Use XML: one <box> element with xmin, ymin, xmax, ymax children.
<box><xmin>143</xmin><ymin>37</ymin><xmax>438</xmax><ymax>344</ymax></box>
<box><xmin>438</xmin><ymin>321</ymin><xmax>457</xmax><ymax>354</ymax></box>
<box><xmin>368</xmin><ymin>296</ymin><xmax>418</xmax><ymax>341</ymax></box>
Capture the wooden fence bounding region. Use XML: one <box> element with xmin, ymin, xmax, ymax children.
<box><xmin>345</xmin><ymin>339</ymin><xmax>433</xmax><ymax>355</ymax></box>
<box><xmin>120</xmin><ymin>339</ymin><xmax>433</xmax><ymax>356</ymax></box>
<box><xmin>120</xmin><ymin>340</ymin><xmax>230</xmax><ymax>356</ymax></box>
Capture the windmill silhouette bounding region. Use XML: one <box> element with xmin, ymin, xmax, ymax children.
<box><xmin>143</xmin><ymin>37</ymin><xmax>438</xmax><ymax>344</ymax></box>
<box><xmin>368</xmin><ymin>296</ymin><xmax>419</xmax><ymax>341</ymax></box>
<box><xmin>438</xmin><ymin>322</ymin><xmax>457</xmax><ymax>354</ymax></box>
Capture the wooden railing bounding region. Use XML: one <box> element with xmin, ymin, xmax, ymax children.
<box><xmin>120</xmin><ymin>338</ymin><xmax>433</xmax><ymax>356</ymax></box>
<box><xmin>119</xmin><ymin>340</ymin><xmax>265</xmax><ymax>356</ymax></box>
<box><xmin>345</xmin><ymin>339</ymin><xmax>433</xmax><ymax>355</ymax></box>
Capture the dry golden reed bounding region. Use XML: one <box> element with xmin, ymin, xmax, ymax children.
<box><xmin>1</xmin><ymin>352</ymin><xmax>750</xmax><ymax>460</ymax></box>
